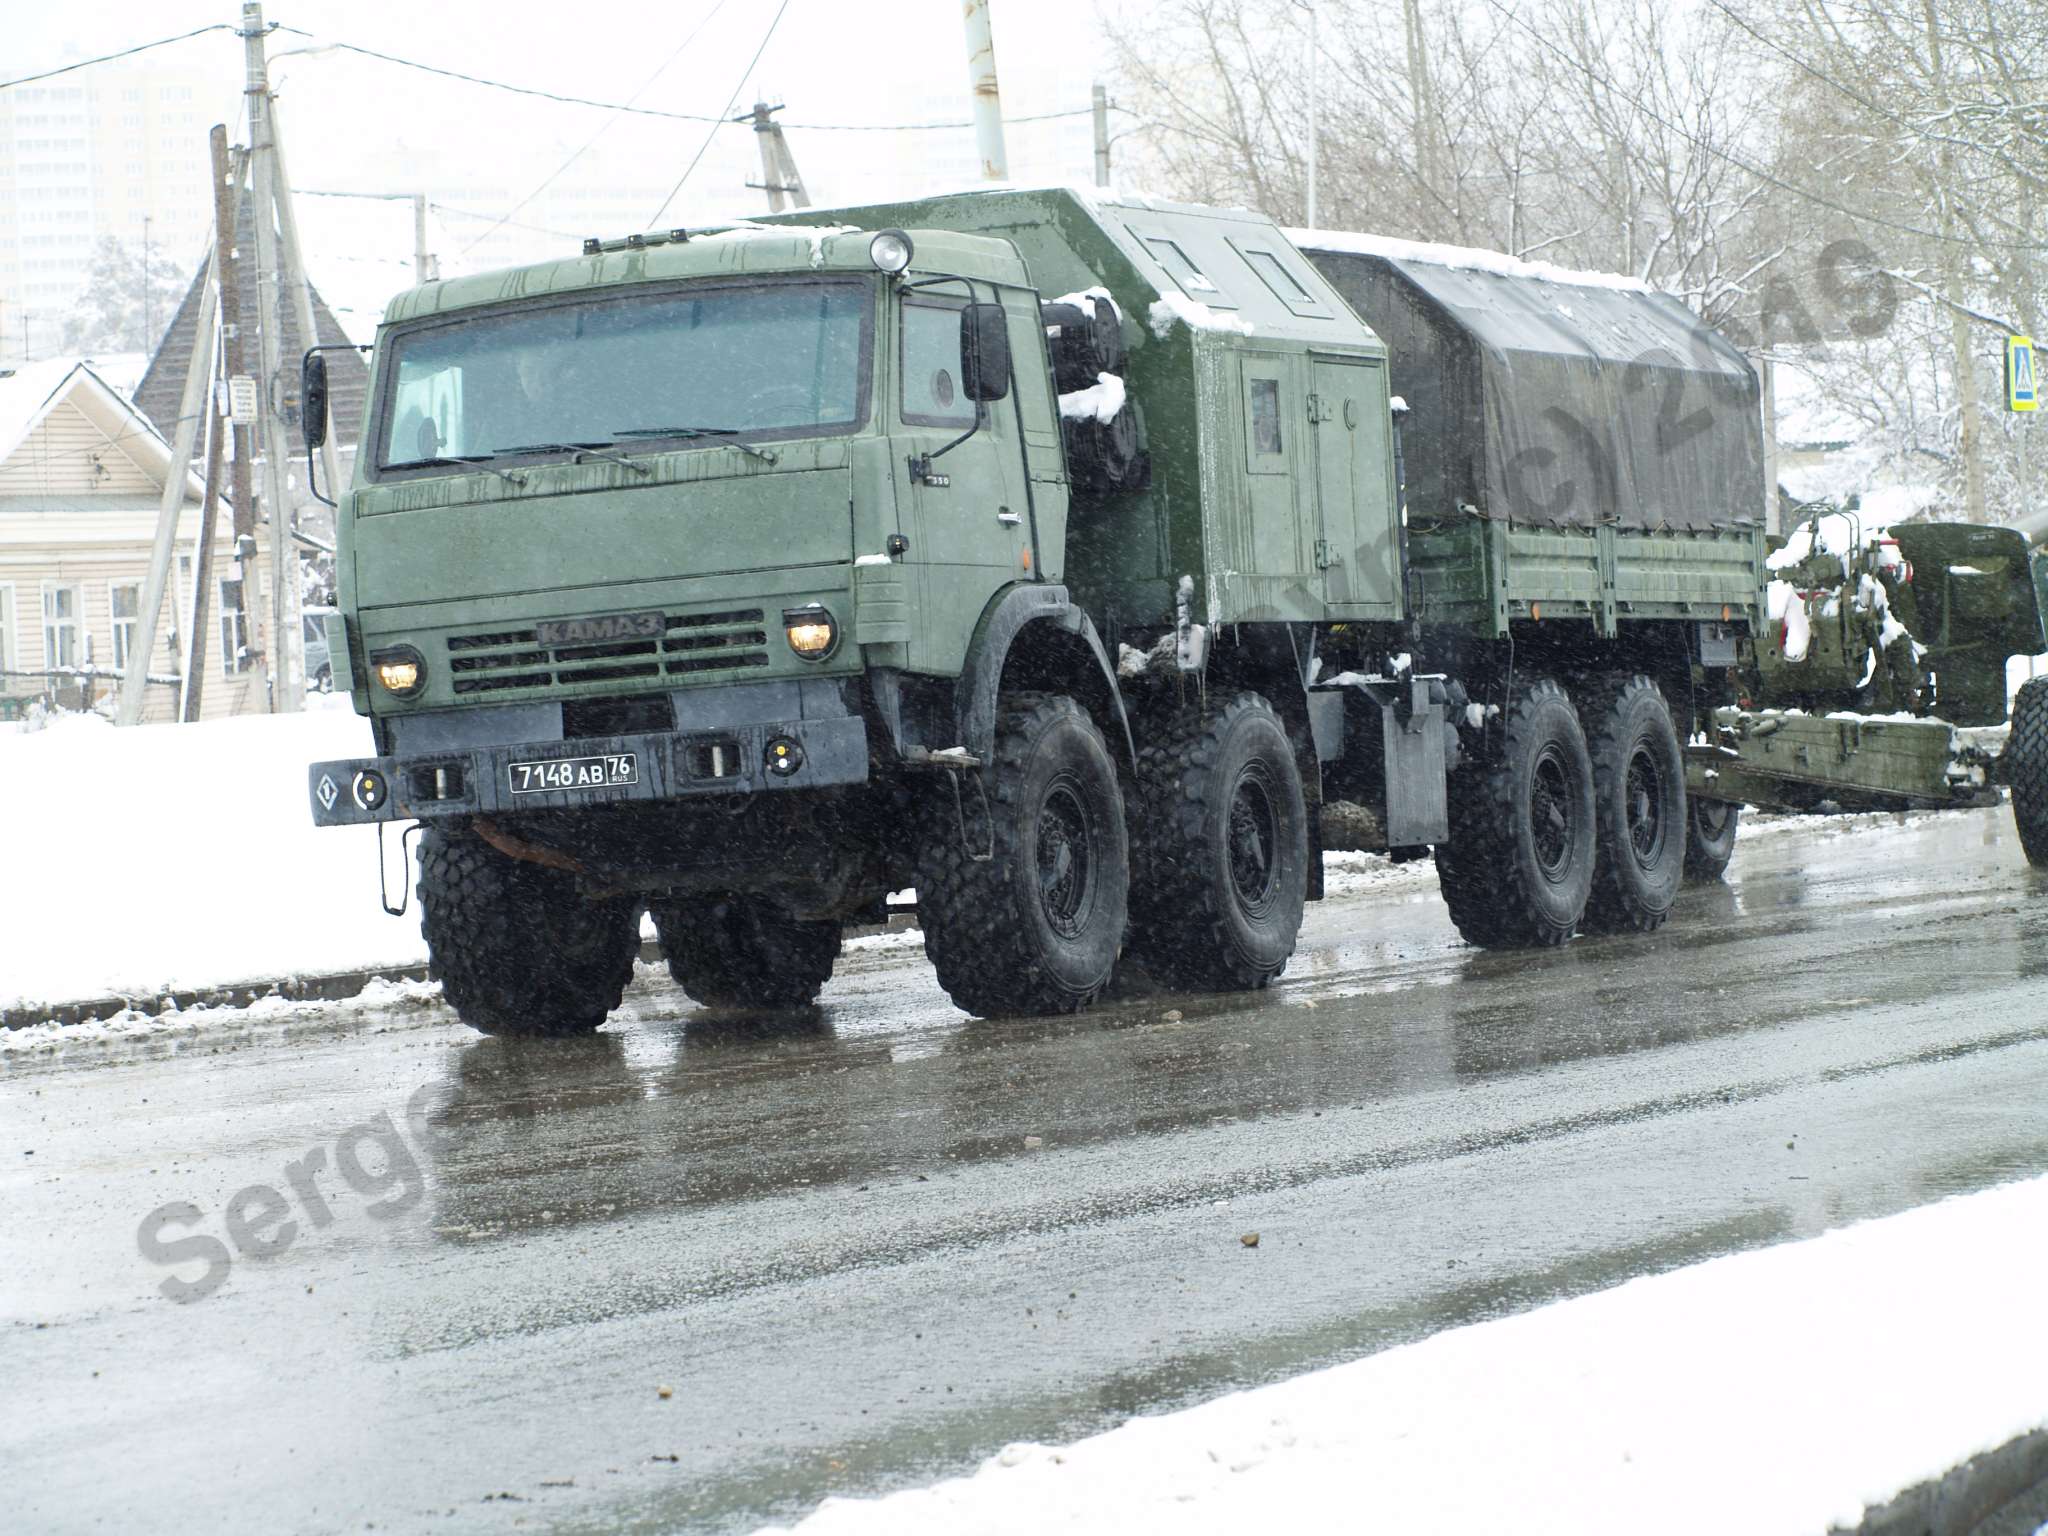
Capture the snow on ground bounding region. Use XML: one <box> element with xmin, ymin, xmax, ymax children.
<box><xmin>0</xmin><ymin>708</ymin><xmax>425</xmax><ymax>1012</ymax></box>
<box><xmin>0</xmin><ymin>976</ymin><xmax>442</xmax><ymax>1056</ymax></box>
<box><xmin>762</xmin><ymin>1174</ymin><xmax>2048</xmax><ymax>1536</ymax></box>
<box><xmin>0</xmin><ymin>704</ymin><xmax>1972</xmax><ymax>1018</ymax></box>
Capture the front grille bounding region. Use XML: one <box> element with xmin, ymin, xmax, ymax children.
<box><xmin>446</xmin><ymin>608</ymin><xmax>770</xmax><ymax>696</ymax></box>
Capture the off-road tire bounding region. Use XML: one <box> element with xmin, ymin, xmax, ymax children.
<box><xmin>1126</xmin><ymin>692</ymin><xmax>1308</xmax><ymax>991</ymax></box>
<box><xmin>2007</xmin><ymin>677</ymin><xmax>2048</xmax><ymax>866</ymax></box>
<box><xmin>918</xmin><ymin>692</ymin><xmax>1129</xmax><ymax>1017</ymax></box>
<box><xmin>1684</xmin><ymin>798</ymin><xmax>1741</xmax><ymax>882</ymax></box>
<box><xmin>1434</xmin><ymin>678</ymin><xmax>1595</xmax><ymax>948</ymax></box>
<box><xmin>1581</xmin><ymin>674</ymin><xmax>1687</xmax><ymax>933</ymax></box>
<box><xmin>417</xmin><ymin>824</ymin><xmax>640</xmax><ymax>1036</ymax></box>
<box><xmin>649</xmin><ymin>896</ymin><xmax>841</xmax><ymax>1008</ymax></box>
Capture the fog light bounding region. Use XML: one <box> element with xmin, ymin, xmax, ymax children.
<box><xmin>783</xmin><ymin>606</ymin><xmax>837</xmax><ymax>660</ymax></box>
<box><xmin>352</xmin><ymin>769</ymin><xmax>388</xmax><ymax>811</ymax></box>
<box><xmin>370</xmin><ymin>645</ymin><xmax>425</xmax><ymax>696</ymax></box>
<box><xmin>766</xmin><ymin>737</ymin><xmax>804</xmax><ymax>776</ymax></box>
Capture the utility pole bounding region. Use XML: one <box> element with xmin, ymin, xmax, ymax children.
<box><xmin>244</xmin><ymin>0</ymin><xmax>301</xmax><ymax>712</ymax></box>
<box><xmin>115</xmin><ymin>245</ymin><xmax>217</xmax><ymax>727</ymax></box>
<box><xmin>745</xmin><ymin>101</ymin><xmax>810</xmax><ymax>212</ymax></box>
<box><xmin>1759</xmin><ymin>358</ymin><xmax>1781</xmax><ymax>535</ymax></box>
<box><xmin>183</xmin><ymin>124</ymin><xmax>242</xmax><ymax>722</ymax></box>
<box><xmin>961</xmin><ymin>0</ymin><xmax>1009</xmax><ymax>182</ymax></box>
<box><xmin>412</xmin><ymin>192</ymin><xmax>438</xmax><ymax>283</ymax></box>
<box><xmin>1092</xmin><ymin>83</ymin><xmax>1111</xmax><ymax>187</ymax></box>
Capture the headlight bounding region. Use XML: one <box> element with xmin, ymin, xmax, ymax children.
<box><xmin>783</xmin><ymin>606</ymin><xmax>838</xmax><ymax>660</ymax></box>
<box><xmin>869</xmin><ymin>229</ymin><xmax>914</xmax><ymax>275</ymax></box>
<box><xmin>370</xmin><ymin>645</ymin><xmax>426</xmax><ymax>696</ymax></box>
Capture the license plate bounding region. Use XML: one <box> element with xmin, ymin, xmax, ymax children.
<box><xmin>508</xmin><ymin>753</ymin><xmax>638</xmax><ymax>795</ymax></box>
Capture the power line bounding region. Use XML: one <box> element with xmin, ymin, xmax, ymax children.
<box><xmin>0</xmin><ymin>23</ymin><xmax>241</xmax><ymax>92</ymax></box>
<box><xmin>649</xmin><ymin>0</ymin><xmax>793</xmax><ymax>227</ymax></box>
<box><xmin>463</xmin><ymin>0</ymin><xmax>735</xmax><ymax>259</ymax></box>
<box><xmin>428</xmin><ymin>201</ymin><xmax>583</xmax><ymax>241</ymax></box>
<box><xmin>267</xmin><ymin>33</ymin><xmax>1120</xmax><ymax>132</ymax></box>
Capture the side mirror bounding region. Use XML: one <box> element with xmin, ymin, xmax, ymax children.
<box><xmin>301</xmin><ymin>352</ymin><xmax>330</xmax><ymax>452</ymax></box>
<box><xmin>960</xmin><ymin>303</ymin><xmax>1011</xmax><ymax>403</ymax></box>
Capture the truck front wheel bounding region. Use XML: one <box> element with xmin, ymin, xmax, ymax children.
<box><xmin>1126</xmin><ymin>693</ymin><xmax>1308</xmax><ymax>990</ymax></box>
<box><xmin>2007</xmin><ymin>676</ymin><xmax>2048</xmax><ymax>866</ymax></box>
<box><xmin>1582</xmin><ymin>674</ymin><xmax>1687</xmax><ymax>932</ymax></box>
<box><xmin>650</xmin><ymin>896</ymin><xmax>841</xmax><ymax>1009</ymax></box>
<box><xmin>918</xmin><ymin>692</ymin><xmax>1129</xmax><ymax>1017</ymax></box>
<box><xmin>1434</xmin><ymin>678</ymin><xmax>1595</xmax><ymax>948</ymax></box>
<box><xmin>417</xmin><ymin>824</ymin><xmax>640</xmax><ymax>1036</ymax></box>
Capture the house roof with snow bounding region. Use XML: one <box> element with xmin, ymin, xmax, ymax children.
<box><xmin>134</xmin><ymin>187</ymin><xmax>370</xmax><ymax>461</ymax></box>
<box><xmin>0</xmin><ymin>359</ymin><xmax>205</xmax><ymax>506</ymax></box>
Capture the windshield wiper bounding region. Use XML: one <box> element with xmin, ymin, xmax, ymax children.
<box><xmin>613</xmin><ymin>426</ymin><xmax>778</xmax><ymax>466</ymax></box>
<box><xmin>385</xmin><ymin>454</ymin><xmax>528</xmax><ymax>487</ymax></box>
<box><xmin>491</xmin><ymin>441</ymin><xmax>653</xmax><ymax>478</ymax></box>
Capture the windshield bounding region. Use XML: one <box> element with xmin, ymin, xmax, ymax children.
<box><xmin>375</xmin><ymin>278</ymin><xmax>871</xmax><ymax>470</ymax></box>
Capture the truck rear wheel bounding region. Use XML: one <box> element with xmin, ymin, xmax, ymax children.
<box><xmin>1684</xmin><ymin>798</ymin><xmax>1741</xmax><ymax>881</ymax></box>
<box><xmin>2007</xmin><ymin>677</ymin><xmax>2048</xmax><ymax>866</ymax></box>
<box><xmin>1126</xmin><ymin>693</ymin><xmax>1308</xmax><ymax>991</ymax></box>
<box><xmin>650</xmin><ymin>896</ymin><xmax>840</xmax><ymax>1008</ymax></box>
<box><xmin>1582</xmin><ymin>674</ymin><xmax>1687</xmax><ymax>933</ymax></box>
<box><xmin>417</xmin><ymin>824</ymin><xmax>640</xmax><ymax>1036</ymax></box>
<box><xmin>1434</xmin><ymin>678</ymin><xmax>1595</xmax><ymax>948</ymax></box>
<box><xmin>918</xmin><ymin>692</ymin><xmax>1129</xmax><ymax>1017</ymax></box>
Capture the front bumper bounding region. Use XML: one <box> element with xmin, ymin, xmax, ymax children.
<box><xmin>308</xmin><ymin>713</ymin><xmax>869</xmax><ymax>827</ymax></box>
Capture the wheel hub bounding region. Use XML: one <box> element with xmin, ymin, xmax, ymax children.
<box><xmin>1625</xmin><ymin>745</ymin><xmax>1668</xmax><ymax>867</ymax></box>
<box><xmin>1226</xmin><ymin>768</ymin><xmax>1280</xmax><ymax>915</ymax></box>
<box><xmin>1531</xmin><ymin>745</ymin><xmax>1576</xmax><ymax>880</ymax></box>
<box><xmin>1036</xmin><ymin>779</ymin><xmax>1095</xmax><ymax>940</ymax></box>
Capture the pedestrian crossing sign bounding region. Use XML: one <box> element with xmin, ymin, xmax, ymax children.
<box><xmin>2009</xmin><ymin>336</ymin><xmax>2038</xmax><ymax>412</ymax></box>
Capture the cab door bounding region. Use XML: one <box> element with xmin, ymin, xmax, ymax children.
<box><xmin>892</xmin><ymin>291</ymin><xmax>1028</xmax><ymax>672</ymax></box>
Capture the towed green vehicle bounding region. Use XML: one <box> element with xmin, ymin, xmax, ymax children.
<box><xmin>304</xmin><ymin>187</ymin><xmax>2048</xmax><ymax>1034</ymax></box>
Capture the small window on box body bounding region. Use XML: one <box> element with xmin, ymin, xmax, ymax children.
<box><xmin>1138</xmin><ymin>232</ymin><xmax>1238</xmax><ymax>308</ymax></box>
<box><xmin>1235</xmin><ymin>243</ymin><xmax>1331</xmax><ymax>319</ymax></box>
<box><xmin>1250</xmin><ymin>378</ymin><xmax>1283</xmax><ymax>455</ymax></box>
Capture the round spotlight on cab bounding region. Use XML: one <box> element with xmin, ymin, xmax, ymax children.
<box><xmin>370</xmin><ymin>644</ymin><xmax>426</xmax><ymax>697</ymax></box>
<box><xmin>765</xmin><ymin>736</ymin><xmax>805</xmax><ymax>777</ymax></box>
<box><xmin>351</xmin><ymin>769</ymin><xmax>388</xmax><ymax>811</ymax></box>
<box><xmin>782</xmin><ymin>606</ymin><xmax>838</xmax><ymax>661</ymax></box>
<box><xmin>869</xmin><ymin>229</ymin><xmax>914</xmax><ymax>276</ymax></box>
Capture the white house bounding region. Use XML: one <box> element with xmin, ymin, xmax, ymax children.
<box><xmin>0</xmin><ymin>357</ymin><xmax>274</xmax><ymax>723</ymax></box>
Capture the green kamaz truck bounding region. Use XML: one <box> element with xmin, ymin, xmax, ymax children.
<box><xmin>302</xmin><ymin>187</ymin><xmax>2048</xmax><ymax>1035</ymax></box>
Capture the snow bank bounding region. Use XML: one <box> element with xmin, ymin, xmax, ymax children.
<box><xmin>762</xmin><ymin>1174</ymin><xmax>2048</xmax><ymax>1536</ymax></box>
<box><xmin>0</xmin><ymin>709</ymin><xmax>425</xmax><ymax>1011</ymax></box>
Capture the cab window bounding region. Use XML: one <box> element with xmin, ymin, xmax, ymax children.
<box><xmin>901</xmin><ymin>298</ymin><xmax>977</xmax><ymax>429</ymax></box>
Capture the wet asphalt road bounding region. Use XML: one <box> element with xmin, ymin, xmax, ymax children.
<box><xmin>7</xmin><ymin>806</ymin><xmax>2048</xmax><ymax>1535</ymax></box>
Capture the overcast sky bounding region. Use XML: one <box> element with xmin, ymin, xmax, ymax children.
<box><xmin>17</xmin><ymin>0</ymin><xmax>1126</xmax><ymax>226</ymax></box>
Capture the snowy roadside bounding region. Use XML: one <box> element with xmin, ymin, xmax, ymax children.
<box><xmin>0</xmin><ymin>708</ymin><xmax>422</xmax><ymax>1014</ymax></box>
<box><xmin>0</xmin><ymin>707</ymin><xmax>1977</xmax><ymax>1025</ymax></box>
<box><xmin>760</xmin><ymin>1174</ymin><xmax>2048</xmax><ymax>1536</ymax></box>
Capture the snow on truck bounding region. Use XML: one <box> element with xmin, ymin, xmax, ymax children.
<box><xmin>301</xmin><ymin>187</ymin><xmax>2048</xmax><ymax>1036</ymax></box>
